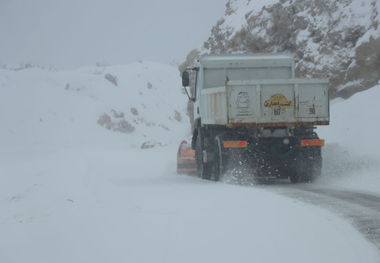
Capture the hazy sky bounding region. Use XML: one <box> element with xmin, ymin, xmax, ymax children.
<box><xmin>0</xmin><ymin>0</ymin><xmax>226</xmax><ymax>68</ymax></box>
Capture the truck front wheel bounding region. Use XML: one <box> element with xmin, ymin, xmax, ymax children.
<box><xmin>212</xmin><ymin>136</ymin><xmax>225</xmax><ymax>181</ymax></box>
<box><xmin>195</xmin><ymin>129</ymin><xmax>212</xmax><ymax>180</ymax></box>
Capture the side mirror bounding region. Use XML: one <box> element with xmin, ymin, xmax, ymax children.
<box><xmin>181</xmin><ymin>69</ymin><xmax>196</xmax><ymax>102</ymax></box>
<box><xmin>182</xmin><ymin>71</ymin><xmax>190</xmax><ymax>87</ymax></box>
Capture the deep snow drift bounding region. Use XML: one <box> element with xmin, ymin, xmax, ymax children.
<box><xmin>0</xmin><ymin>63</ymin><xmax>379</xmax><ymax>262</ymax></box>
<box><xmin>317</xmin><ymin>84</ymin><xmax>380</xmax><ymax>194</ymax></box>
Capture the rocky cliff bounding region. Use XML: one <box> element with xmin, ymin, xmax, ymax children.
<box><xmin>181</xmin><ymin>0</ymin><xmax>380</xmax><ymax>100</ymax></box>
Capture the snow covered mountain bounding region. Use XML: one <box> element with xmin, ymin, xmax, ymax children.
<box><xmin>0</xmin><ymin>61</ymin><xmax>189</xmax><ymax>155</ymax></box>
<box><xmin>182</xmin><ymin>0</ymin><xmax>380</xmax><ymax>99</ymax></box>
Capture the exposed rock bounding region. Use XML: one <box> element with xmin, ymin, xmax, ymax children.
<box><xmin>173</xmin><ymin>110</ymin><xmax>182</xmax><ymax>122</ymax></box>
<box><xmin>97</xmin><ymin>112</ymin><xmax>135</xmax><ymax>134</ymax></box>
<box><xmin>97</xmin><ymin>113</ymin><xmax>113</xmax><ymax>130</ymax></box>
<box><xmin>130</xmin><ymin>107</ymin><xmax>139</xmax><ymax>116</ymax></box>
<box><xmin>104</xmin><ymin>73</ymin><xmax>118</xmax><ymax>86</ymax></box>
<box><xmin>183</xmin><ymin>0</ymin><xmax>380</xmax><ymax>101</ymax></box>
<box><xmin>114</xmin><ymin>119</ymin><xmax>135</xmax><ymax>133</ymax></box>
<box><xmin>111</xmin><ymin>109</ymin><xmax>124</xmax><ymax>118</ymax></box>
<box><xmin>159</xmin><ymin>124</ymin><xmax>170</xmax><ymax>131</ymax></box>
<box><xmin>140</xmin><ymin>140</ymin><xmax>163</xmax><ymax>149</ymax></box>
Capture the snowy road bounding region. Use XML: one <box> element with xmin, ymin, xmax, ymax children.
<box><xmin>219</xmin><ymin>170</ymin><xmax>380</xmax><ymax>251</ymax></box>
<box><xmin>2</xmin><ymin>147</ymin><xmax>380</xmax><ymax>263</ymax></box>
<box><xmin>262</xmin><ymin>184</ymin><xmax>380</xmax><ymax>249</ymax></box>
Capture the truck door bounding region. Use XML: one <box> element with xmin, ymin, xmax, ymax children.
<box><xmin>194</xmin><ymin>68</ymin><xmax>201</xmax><ymax>121</ymax></box>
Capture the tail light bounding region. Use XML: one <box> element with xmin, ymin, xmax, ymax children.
<box><xmin>301</xmin><ymin>139</ymin><xmax>325</xmax><ymax>147</ymax></box>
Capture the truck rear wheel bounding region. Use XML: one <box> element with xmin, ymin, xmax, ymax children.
<box><xmin>212</xmin><ymin>136</ymin><xmax>225</xmax><ymax>181</ymax></box>
<box><xmin>290</xmin><ymin>147</ymin><xmax>322</xmax><ymax>183</ymax></box>
<box><xmin>289</xmin><ymin>170</ymin><xmax>301</xmax><ymax>183</ymax></box>
<box><xmin>195</xmin><ymin>129</ymin><xmax>212</xmax><ymax>180</ymax></box>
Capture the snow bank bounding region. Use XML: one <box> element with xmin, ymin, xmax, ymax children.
<box><xmin>317</xmin><ymin>85</ymin><xmax>380</xmax><ymax>193</ymax></box>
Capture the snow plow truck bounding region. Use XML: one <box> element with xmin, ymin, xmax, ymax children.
<box><xmin>177</xmin><ymin>54</ymin><xmax>329</xmax><ymax>183</ymax></box>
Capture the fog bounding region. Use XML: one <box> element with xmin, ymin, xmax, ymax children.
<box><xmin>0</xmin><ymin>0</ymin><xmax>225</xmax><ymax>68</ymax></box>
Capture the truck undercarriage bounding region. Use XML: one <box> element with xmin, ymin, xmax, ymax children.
<box><xmin>192</xmin><ymin>125</ymin><xmax>323</xmax><ymax>183</ymax></box>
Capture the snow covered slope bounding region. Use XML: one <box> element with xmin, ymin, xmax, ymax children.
<box><xmin>317</xmin><ymin>85</ymin><xmax>380</xmax><ymax>193</ymax></box>
<box><xmin>0</xmin><ymin>61</ymin><xmax>189</xmax><ymax>155</ymax></box>
<box><xmin>184</xmin><ymin>0</ymin><xmax>380</xmax><ymax>99</ymax></box>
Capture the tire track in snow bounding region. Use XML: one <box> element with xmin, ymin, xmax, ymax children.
<box><xmin>267</xmin><ymin>184</ymin><xmax>380</xmax><ymax>250</ymax></box>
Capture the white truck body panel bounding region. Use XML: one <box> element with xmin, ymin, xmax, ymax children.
<box><xmin>197</xmin><ymin>54</ymin><xmax>329</xmax><ymax>127</ymax></box>
<box><xmin>201</xmin><ymin>79</ymin><xmax>329</xmax><ymax>126</ymax></box>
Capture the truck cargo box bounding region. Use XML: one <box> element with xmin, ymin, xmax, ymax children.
<box><xmin>200</xmin><ymin>78</ymin><xmax>329</xmax><ymax>127</ymax></box>
<box><xmin>196</xmin><ymin>54</ymin><xmax>329</xmax><ymax>127</ymax></box>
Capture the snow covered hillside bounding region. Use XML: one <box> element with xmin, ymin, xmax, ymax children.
<box><xmin>317</xmin><ymin>85</ymin><xmax>380</xmax><ymax>193</ymax></box>
<box><xmin>0</xmin><ymin>61</ymin><xmax>189</xmax><ymax>155</ymax></box>
<box><xmin>182</xmin><ymin>0</ymin><xmax>380</xmax><ymax>99</ymax></box>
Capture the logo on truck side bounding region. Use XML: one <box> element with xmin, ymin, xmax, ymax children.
<box><xmin>264</xmin><ymin>94</ymin><xmax>292</xmax><ymax>109</ymax></box>
<box><xmin>236</xmin><ymin>92</ymin><xmax>250</xmax><ymax>108</ymax></box>
<box><xmin>234</xmin><ymin>91</ymin><xmax>251</xmax><ymax>117</ymax></box>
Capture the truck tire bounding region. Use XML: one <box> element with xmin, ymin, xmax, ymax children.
<box><xmin>307</xmin><ymin>148</ymin><xmax>322</xmax><ymax>182</ymax></box>
<box><xmin>212</xmin><ymin>136</ymin><xmax>225</xmax><ymax>181</ymax></box>
<box><xmin>195</xmin><ymin>129</ymin><xmax>212</xmax><ymax>180</ymax></box>
<box><xmin>290</xmin><ymin>157</ymin><xmax>311</xmax><ymax>183</ymax></box>
<box><xmin>289</xmin><ymin>169</ymin><xmax>301</xmax><ymax>183</ymax></box>
<box><xmin>290</xmin><ymin>147</ymin><xmax>322</xmax><ymax>183</ymax></box>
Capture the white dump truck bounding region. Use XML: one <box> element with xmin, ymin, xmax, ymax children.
<box><xmin>179</xmin><ymin>54</ymin><xmax>329</xmax><ymax>183</ymax></box>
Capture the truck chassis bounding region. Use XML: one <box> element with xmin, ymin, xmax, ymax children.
<box><xmin>193</xmin><ymin>124</ymin><xmax>322</xmax><ymax>182</ymax></box>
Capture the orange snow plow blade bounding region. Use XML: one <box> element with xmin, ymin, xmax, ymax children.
<box><xmin>177</xmin><ymin>140</ymin><xmax>196</xmax><ymax>174</ymax></box>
